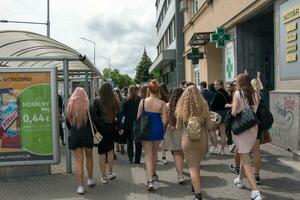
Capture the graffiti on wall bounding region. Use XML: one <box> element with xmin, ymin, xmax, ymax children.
<box><xmin>271</xmin><ymin>94</ymin><xmax>298</xmax><ymax>148</ymax></box>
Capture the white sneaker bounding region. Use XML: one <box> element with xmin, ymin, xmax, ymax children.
<box><xmin>178</xmin><ymin>176</ymin><xmax>185</xmax><ymax>184</ymax></box>
<box><xmin>234</xmin><ymin>177</ymin><xmax>244</xmax><ymax>188</ymax></box>
<box><xmin>77</xmin><ymin>186</ymin><xmax>84</xmax><ymax>194</ymax></box>
<box><xmin>209</xmin><ymin>146</ymin><xmax>219</xmax><ymax>154</ymax></box>
<box><xmin>251</xmin><ymin>190</ymin><xmax>262</xmax><ymax>200</ymax></box>
<box><xmin>162</xmin><ymin>157</ymin><xmax>168</xmax><ymax>165</ymax></box>
<box><xmin>101</xmin><ymin>176</ymin><xmax>108</xmax><ymax>184</ymax></box>
<box><xmin>229</xmin><ymin>144</ymin><xmax>236</xmax><ymax>153</ymax></box>
<box><xmin>107</xmin><ymin>172</ymin><xmax>116</xmax><ymax>180</ymax></box>
<box><xmin>220</xmin><ymin>149</ymin><xmax>225</xmax><ymax>155</ymax></box>
<box><xmin>87</xmin><ymin>178</ymin><xmax>96</xmax><ymax>187</ymax></box>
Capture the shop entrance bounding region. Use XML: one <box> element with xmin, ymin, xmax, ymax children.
<box><xmin>236</xmin><ymin>5</ymin><xmax>274</xmax><ymax>105</ymax></box>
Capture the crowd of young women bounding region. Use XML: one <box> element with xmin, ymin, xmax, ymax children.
<box><xmin>65</xmin><ymin>73</ymin><xmax>263</xmax><ymax>200</ymax></box>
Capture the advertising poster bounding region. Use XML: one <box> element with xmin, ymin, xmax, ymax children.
<box><xmin>225</xmin><ymin>41</ymin><xmax>235</xmax><ymax>82</ymax></box>
<box><xmin>0</xmin><ymin>68</ymin><xmax>58</xmax><ymax>166</ymax></box>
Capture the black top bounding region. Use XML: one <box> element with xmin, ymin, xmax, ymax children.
<box><xmin>201</xmin><ymin>89</ymin><xmax>213</xmax><ymax>106</ymax></box>
<box><xmin>210</xmin><ymin>88</ymin><xmax>230</xmax><ymax>111</ymax></box>
<box><xmin>66</xmin><ymin>110</ymin><xmax>93</xmax><ymax>149</ymax></box>
<box><xmin>91</xmin><ymin>97</ymin><xmax>116</xmax><ymax>154</ymax></box>
<box><xmin>122</xmin><ymin>97</ymin><xmax>141</xmax><ymax>132</ymax></box>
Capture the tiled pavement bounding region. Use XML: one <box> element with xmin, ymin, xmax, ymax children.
<box><xmin>0</xmin><ymin>143</ymin><xmax>299</xmax><ymax>200</ymax></box>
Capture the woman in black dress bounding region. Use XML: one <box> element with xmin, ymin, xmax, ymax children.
<box><xmin>91</xmin><ymin>83</ymin><xmax>120</xmax><ymax>184</ymax></box>
<box><xmin>66</xmin><ymin>87</ymin><xmax>95</xmax><ymax>194</ymax></box>
<box><xmin>121</xmin><ymin>85</ymin><xmax>141</xmax><ymax>163</ymax></box>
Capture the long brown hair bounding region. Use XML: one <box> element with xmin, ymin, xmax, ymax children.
<box><xmin>139</xmin><ymin>85</ymin><xmax>147</xmax><ymax>99</ymax></box>
<box><xmin>160</xmin><ymin>83</ymin><xmax>169</xmax><ymax>103</ymax></box>
<box><xmin>168</xmin><ymin>88</ymin><xmax>183</xmax><ymax>127</ymax></box>
<box><xmin>99</xmin><ymin>83</ymin><xmax>119</xmax><ymax>122</ymax></box>
<box><xmin>236</xmin><ymin>74</ymin><xmax>256</xmax><ymax>106</ymax></box>
<box><xmin>127</xmin><ymin>85</ymin><xmax>138</xmax><ymax>100</ymax></box>
<box><xmin>67</xmin><ymin>87</ymin><xmax>89</xmax><ymax>129</ymax></box>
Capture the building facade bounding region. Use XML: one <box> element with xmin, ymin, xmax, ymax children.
<box><xmin>182</xmin><ymin>0</ymin><xmax>300</xmax><ymax>159</ymax></box>
<box><xmin>150</xmin><ymin>0</ymin><xmax>185</xmax><ymax>87</ymax></box>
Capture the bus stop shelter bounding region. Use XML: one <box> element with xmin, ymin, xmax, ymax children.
<box><xmin>0</xmin><ymin>30</ymin><xmax>101</xmax><ymax>175</ymax></box>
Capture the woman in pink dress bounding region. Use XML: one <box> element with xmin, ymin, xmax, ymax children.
<box><xmin>231</xmin><ymin>74</ymin><xmax>262</xmax><ymax>200</ymax></box>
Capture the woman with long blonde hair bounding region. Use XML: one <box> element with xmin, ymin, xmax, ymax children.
<box><xmin>176</xmin><ymin>85</ymin><xmax>213</xmax><ymax>200</ymax></box>
<box><xmin>66</xmin><ymin>87</ymin><xmax>95</xmax><ymax>194</ymax></box>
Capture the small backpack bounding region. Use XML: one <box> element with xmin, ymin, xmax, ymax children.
<box><xmin>185</xmin><ymin>117</ymin><xmax>205</xmax><ymax>141</ymax></box>
<box><xmin>256</xmin><ymin>98</ymin><xmax>274</xmax><ymax>131</ymax></box>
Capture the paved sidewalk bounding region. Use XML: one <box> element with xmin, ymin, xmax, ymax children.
<box><xmin>0</xmin><ymin>143</ymin><xmax>299</xmax><ymax>200</ymax></box>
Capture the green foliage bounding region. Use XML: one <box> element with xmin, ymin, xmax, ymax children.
<box><xmin>134</xmin><ymin>48</ymin><xmax>153</xmax><ymax>84</ymax></box>
<box><xmin>102</xmin><ymin>68</ymin><xmax>133</xmax><ymax>88</ymax></box>
<box><xmin>152</xmin><ymin>69</ymin><xmax>161</xmax><ymax>80</ymax></box>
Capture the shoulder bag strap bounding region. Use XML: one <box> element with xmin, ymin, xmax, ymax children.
<box><xmin>87</xmin><ymin>111</ymin><xmax>95</xmax><ymax>136</ymax></box>
<box><xmin>142</xmin><ymin>99</ymin><xmax>145</xmax><ymax>112</ymax></box>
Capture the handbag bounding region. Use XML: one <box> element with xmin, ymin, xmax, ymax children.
<box><xmin>88</xmin><ymin>111</ymin><xmax>103</xmax><ymax>144</ymax></box>
<box><xmin>132</xmin><ymin>99</ymin><xmax>151</xmax><ymax>141</ymax></box>
<box><xmin>231</xmin><ymin>92</ymin><xmax>259</xmax><ymax>135</ymax></box>
<box><xmin>260</xmin><ymin>130</ymin><xmax>272</xmax><ymax>144</ymax></box>
<box><xmin>256</xmin><ymin>97</ymin><xmax>274</xmax><ymax>131</ymax></box>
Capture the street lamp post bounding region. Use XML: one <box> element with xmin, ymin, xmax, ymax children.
<box><xmin>81</xmin><ymin>38</ymin><xmax>96</xmax><ymax>66</ymax></box>
<box><xmin>0</xmin><ymin>0</ymin><xmax>50</xmax><ymax>37</ymax></box>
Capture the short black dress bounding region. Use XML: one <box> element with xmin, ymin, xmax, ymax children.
<box><xmin>66</xmin><ymin>118</ymin><xmax>93</xmax><ymax>150</ymax></box>
<box><xmin>92</xmin><ymin>98</ymin><xmax>116</xmax><ymax>154</ymax></box>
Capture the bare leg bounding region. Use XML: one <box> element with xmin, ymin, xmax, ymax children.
<box><xmin>173</xmin><ymin>150</ymin><xmax>184</xmax><ymax>177</ymax></box>
<box><xmin>74</xmin><ymin>148</ymin><xmax>84</xmax><ymax>186</ymax></box>
<box><xmin>252</xmin><ymin>140</ymin><xmax>261</xmax><ymax>175</ymax></box>
<box><xmin>84</xmin><ymin>148</ymin><xmax>93</xmax><ymax>179</ymax></box>
<box><xmin>240</xmin><ymin>153</ymin><xmax>258</xmax><ymax>191</ymax></box>
<box><xmin>143</xmin><ymin>141</ymin><xmax>154</xmax><ymax>180</ymax></box>
<box><xmin>219</xmin><ymin>123</ymin><xmax>227</xmax><ymax>150</ymax></box>
<box><xmin>107</xmin><ymin>150</ymin><xmax>114</xmax><ymax>174</ymax></box>
<box><xmin>190</xmin><ymin>166</ymin><xmax>201</xmax><ymax>193</ymax></box>
<box><xmin>153</xmin><ymin>141</ymin><xmax>160</xmax><ymax>174</ymax></box>
<box><xmin>235</xmin><ymin>150</ymin><xmax>240</xmax><ymax>167</ymax></box>
<box><xmin>99</xmin><ymin>154</ymin><xmax>106</xmax><ymax>177</ymax></box>
<box><xmin>210</xmin><ymin>125</ymin><xmax>218</xmax><ymax>148</ymax></box>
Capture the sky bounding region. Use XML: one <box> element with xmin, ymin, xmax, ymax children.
<box><xmin>0</xmin><ymin>0</ymin><xmax>157</xmax><ymax>78</ymax></box>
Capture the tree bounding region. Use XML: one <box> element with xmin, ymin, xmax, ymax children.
<box><xmin>102</xmin><ymin>68</ymin><xmax>133</xmax><ymax>88</ymax></box>
<box><xmin>134</xmin><ymin>48</ymin><xmax>153</xmax><ymax>84</ymax></box>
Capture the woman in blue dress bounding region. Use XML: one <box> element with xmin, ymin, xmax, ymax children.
<box><xmin>137</xmin><ymin>80</ymin><xmax>167</xmax><ymax>191</ymax></box>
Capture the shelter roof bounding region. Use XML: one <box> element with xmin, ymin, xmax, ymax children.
<box><xmin>0</xmin><ymin>30</ymin><xmax>100</xmax><ymax>75</ymax></box>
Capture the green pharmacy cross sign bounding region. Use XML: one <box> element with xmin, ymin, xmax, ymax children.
<box><xmin>210</xmin><ymin>27</ymin><xmax>231</xmax><ymax>48</ymax></box>
<box><xmin>187</xmin><ymin>47</ymin><xmax>204</xmax><ymax>65</ymax></box>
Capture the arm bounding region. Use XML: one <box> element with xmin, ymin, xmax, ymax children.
<box><xmin>136</xmin><ymin>100</ymin><xmax>143</xmax><ymax>119</ymax></box>
<box><xmin>231</xmin><ymin>92</ymin><xmax>240</xmax><ymax>117</ymax></box>
<box><xmin>161</xmin><ymin>102</ymin><xmax>167</xmax><ymax>125</ymax></box>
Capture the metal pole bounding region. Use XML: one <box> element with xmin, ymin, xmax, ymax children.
<box><xmin>47</xmin><ymin>0</ymin><xmax>50</xmax><ymax>37</ymax></box>
<box><xmin>63</xmin><ymin>59</ymin><xmax>72</xmax><ymax>174</ymax></box>
<box><xmin>93</xmin><ymin>43</ymin><xmax>96</xmax><ymax>66</ymax></box>
<box><xmin>84</xmin><ymin>71</ymin><xmax>89</xmax><ymax>97</ymax></box>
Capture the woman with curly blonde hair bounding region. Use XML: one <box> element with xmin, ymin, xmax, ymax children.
<box><xmin>176</xmin><ymin>85</ymin><xmax>213</xmax><ymax>200</ymax></box>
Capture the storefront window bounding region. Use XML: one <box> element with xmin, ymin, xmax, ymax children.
<box><xmin>193</xmin><ymin>64</ymin><xmax>200</xmax><ymax>85</ymax></box>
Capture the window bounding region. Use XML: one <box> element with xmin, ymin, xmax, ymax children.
<box><xmin>192</xmin><ymin>0</ymin><xmax>199</xmax><ymax>16</ymax></box>
<box><xmin>193</xmin><ymin>64</ymin><xmax>200</xmax><ymax>85</ymax></box>
<box><xmin>168</xmin><ymin>19</ymin><xmax>175</xmax><ymax>45</ymax></box>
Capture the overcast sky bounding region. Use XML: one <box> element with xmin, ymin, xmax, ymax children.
<box><xmin>0</xmin><ymin>0</ymin><xmax>157</xmax><ymax>77</ymax></box>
